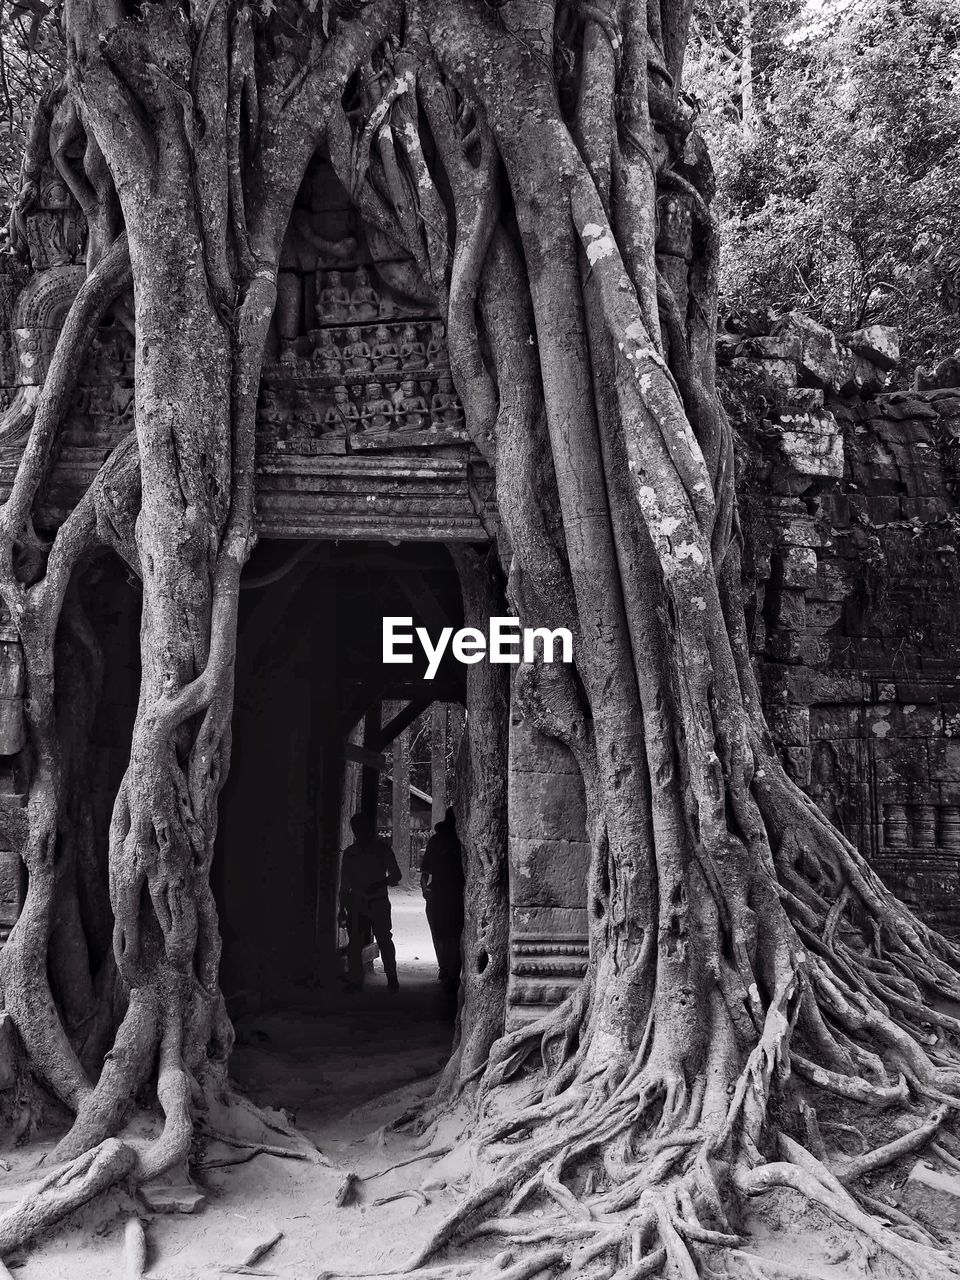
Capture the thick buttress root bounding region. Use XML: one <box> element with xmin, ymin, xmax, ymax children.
<box><xmin>0</xmin><ymin>3</ymin><xmax>398</xmax><ymax>1259</ymax></box>
<box><xmin>316</xmin><ymin>756</ymin><xmax>960</xmax><ymax>1278</ymax></box>
<box><xmin>328</xmin><ymin>781</ymin><xmax>960</xmax><ymax>1280</ymax></box>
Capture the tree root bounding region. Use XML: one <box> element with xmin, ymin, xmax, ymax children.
<box><xmin>123</xmin><ymin>1216</ymin><xmax>147</xmax><ymax>1279</ymax></box>
<box><xmin>0</xmin><ymin>1138</ymin><xmax>137</xmax><ymax>1257</ymax></box>
<box><xmin>381</xmin><ymin>1027</ymin><xmax>960</xmax><ymax>1280</ymax></box>
<box><xmin>366</xmin><ymin>1145</ymin><xmax>454</xmax><ymax>1178</ymax></box>
<box><xmin>834</xmin><ymin>1101</ymin><xmax>954</xmax><ymax>1182</ymax></box>
<box><xmin>199</xmin><ymin>1128</ymin><xmax>326</xmax><ymax>1164</ymax></box>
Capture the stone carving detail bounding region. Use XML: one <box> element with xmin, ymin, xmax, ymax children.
<box><xmin>227</xmin><ymin>155</ymin><xmax>470</xmax><ymax>454</ymax></box>
<box><xmin>0</xmin><ymin>264</ymin><xmax>86</xmax><ymax>448</ymax></box>
<box><xmin>0</xmin><ymin>623</ymin><xmax>26</xmax><ymax>758</ymax></box>
<box><xmin>257</xmin><ymin>297</ymin><xmax>465</xmax><ymax>455</ymax></box>
<box><xmin>13</xmin><ymin>170</ymin><xmax>86</xmax><ymax>273</ymax></box>
<box><xmin>0</xmin><ymin>845</ymin><xmax>23</xmax><ymax>942</ymax></box>
<box><xmin>509</xmin><ymin>935</ymin><xmax>589</xmax><ymax>1010</ymax></box>
<box><xmin>506</xmin><ymin>712</ymin><xmax>592</xmax><ymax>1026</ymax></box>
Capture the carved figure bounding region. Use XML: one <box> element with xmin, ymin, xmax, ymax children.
<box><xmin>323</xmin><ymin>385</ymin><xmax>358</xmax><ymax>434</ymax></box>
<box><xmin>427</xmin><ymin>319</ymin><xmax>449</xmax><ymax>369</ymax></box>
<box><xmin>431</xmin><ymin>375</ymin><xmax>463</xmax><ymax>426</ymax></box>
<box><xmin>392</xmin><ymin>379</ymin><xmax>429</xmax><ymax>429</ymax></box>
<box><xmin>312</xmin><ymin>328</ymin><xmax>342</xmax><ymax>375</ymax></box>
<box><xmin>317</xmin><ymin>269</ymin><xmax>351</xmax><ymax>324</ymax></box>
<box><xmin>341</xmin><ymin>332</ymin><xmax>372</xmax><ymax>373</ymax></box>
<box><xmin>399</xmin><ymin>324</ymin><xmax>427</xmax><ymax>370</ymax></box>
<box><xmin>349</xmin><ymin>266</ymin><xmax>381</xmax><ymax>321</ymax></box>
<box><xmin>258</xmin><ymin>387</ymin><xmax>284</xmax><ymax>433</ymax></box>
<box><xmin>361</xmin><ymin>382</ymin><xmax>394</xmax><ymax>431</ymax></box>
<box><xmin>371</xmin><ymin>324</ymin><xmax>400</xmax><ymax>374</ymax></box>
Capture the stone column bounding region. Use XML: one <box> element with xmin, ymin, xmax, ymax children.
<box><xmin>392</xmin><ymin>726</ymin><xmax>411</xmax><ymax>873</ymax></box>
<box><xmin>431</xmin><ymin>702</ymin><xmax>448</xmax><ymax>826</ymax></box>
<box><xmin>360</xmin><ymin>702</ymin><xmax>381</xmax><ymax>821</ymax></box>
<box><xmin>506</xmin><ymin>700</ymin><xmax>591</xmax><ymax>1028</ymax></box>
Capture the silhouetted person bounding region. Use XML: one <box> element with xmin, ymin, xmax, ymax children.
<box><xmin>420</xmin><ymin>807</ymin><xmax>464</xmax><ymax>991</ymax></box>
<box><xmin>339</xmin><ymin>812</ymin><xmax>402</xmax><ymax>991</ymax></box>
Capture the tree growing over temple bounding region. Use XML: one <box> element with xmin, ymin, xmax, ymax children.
<box><xmin>1</xmin><ymin>1</ymin><xmax>960</xmax><ymax>1277</ymax></box>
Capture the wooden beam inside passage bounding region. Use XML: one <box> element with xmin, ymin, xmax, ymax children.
<box><xmin>360</xmin><ymin>703</ymin><xmax>381</xmax><ymax>819</ymax></box>
<box><xmin>343</xmin><ymin>742</ymin><xmax>387</xmax><ymax>770</ymax></box>
<box><xmin>431</xmin><ymin>703</ymin><xmax>448</xmax><ymax>827</ymax></box>
<box><xmin>392</xmin><ymin>726</ymin><xmax>411</xmax><ymax>873</ymax></box>
<box><xmin>375</xmin><ymin>695</ymin><xmax>432</xmax><ymax>750</ymax></box>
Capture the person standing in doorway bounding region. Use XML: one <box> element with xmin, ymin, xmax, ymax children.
<box><xmin>339</xmin><ymin>812</ymin><xmax>403</xmax><ymax>991</ymax></box>
<box><xmin>420</xmin><ymin>807</ymin><xmax>465</xmax><ymax>992</ymax></box>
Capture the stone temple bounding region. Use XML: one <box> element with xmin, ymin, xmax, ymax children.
<box><xmin>2</xmin><ymin>146</ymin><xmax>960</xmax><ymax>1032</ymax></box>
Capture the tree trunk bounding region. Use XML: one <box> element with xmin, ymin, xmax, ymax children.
<box><xmin>434</xmin><ymin>548</ymin><xmax>510</xmax><ymax>1101</ymax></box>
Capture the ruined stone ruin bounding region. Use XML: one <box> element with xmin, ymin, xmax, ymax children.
<box><xmin>2</xmin><ymin>146</ymin><xmax>960</xmax><ymax>1032</ymax></box>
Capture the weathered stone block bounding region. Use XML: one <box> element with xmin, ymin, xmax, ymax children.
<box><xmin>809</xmin><ymin>561</ymin><xmax>854</xmax><ymax>603</ymax></box>
<box><xmin>899</xmin><ymin>1161</ymin><xmax>960</xmax><ymax>1230</ymax></box>
<box><xmin>779</xmin><ymin>546</ymin><xmax>818</xmax><ymax>589</ymax></box>
<box><xmin>874</xmin><ymin>739</ymin><xmax>929</xmax><ymax>786</ymax></box>
<box><xmin>775</xmin><ymin>312</ymin><xmax>842</xmax><ymax>388</ymax></box>
<box><xmin>896</xmin><ymin>704</ymin><xmax>943</xmax><ymax>738</ymax></box>
<box><xmin>769</xmin><ymin>704</ymin><xmax>810</xmax><ymax>747</ymax></box>
<box><xmin>0</xmin><ymin>1014</ymin><xmax>20</xmax><ymax>1091</ymax></box>
<box><xmin>509</xmin><ymin>775</ymin><xmax>588</xmax><ymax>842</ymax></box>
<box><xmin>804</xmin><ymin>599</ymin><xmax>844</xmax><ymax>631</ymax></box>
<box><xmin>729</xmin><ymin>355</ymin><xmax>798</xmax><ymax>395</ymax></box>
<box><xmin>786</xmin><ymin>388</ymin><xmax>827</xmax><ymax>411</ymax></box>
<box><xmin>779</xmin><ymin>516</ymin><xmax>829</xmax><ymax>548</ymax></box>
<box><xmin>843</xmin><ymin>324</ymin><xmax>900</xmax><ymax>370</ymax></box>
<box><xmin>776</xmin><ymin>409</ymin><xmax>844</xmax><ymax>478</ymax></box>
<box><xmin>509</xmin><ymin>836</ymin><xmax>591</xmax><ymax>906</ymax></box>
<box><xmin>139</xmin><ymin>1184</ymin><xmax>207</xmax><ymax>1215</ymax></box>
<box><xmin>809</xmin><ymin>706</ymin><xmax>859</xmax><ymax>740</ymax></box>
<box><xmin>765</xmin><ymin>631</ymin><xmax>804</xmax><ymax>663</ymax></box>
<box><xmin>739</xmin><ymin>333</ymin><xmax>803</xmax><ymax>362</ymax></box>
<box><xmin>882</xmin><ymin>394</ymin><xmax>940</xmax><ymax>421</ymax></box>
<box><xmin>770</xmin><ymin>588</ymin><xmax>807</xmax><ymax>631</ymax></box>
<box><xmin>0</xmin><ymin>851</ymin><xmax>22</xmax><ymax>929</ymax></box>
<box><xmin>782</xmin><ymin>745</ymin><xmax>812</xmax><ymax>786</ymax></box>
<box><xmin>895</xmin><ymin>682</ymin><xmax>943</xmax><ymax>706</ymax></box>
<box><xmin>929</xmin><ymin>739</ymin><xmax>960</xmax><ymax>782</ymax></box>
<box><xmin>509</xmin><ymin>713</ymin><xmax>580</xmax><ymax>774</ymax></box>
<box><xmin>0</xmin><ymin>698</ymin><xmax>25</xmax><ymax>757</ymax></box>
<box><xmin>838</xmin><ymin>350</ymin><xmax>887</xmax><ymax>394</ymax></box>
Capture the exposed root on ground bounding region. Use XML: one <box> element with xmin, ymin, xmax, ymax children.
<box><xmin>318</xmin><ymin>795</ymin><xmax>960</xmax><ymax>1280</ymax></box>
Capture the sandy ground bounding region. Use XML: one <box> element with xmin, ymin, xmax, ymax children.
<box><xmin>0</xmin><ymin>891</ymin><xmax>952</xmax><ymax>1278</ymax></box>
<box><xmin>0</xmin><ymin>889</ymin><xmax>479</xmax><ymax>1279</ymax></box>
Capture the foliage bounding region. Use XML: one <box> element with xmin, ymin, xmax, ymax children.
<box><xmin>0</xmin><ymin>2</ymin><xmax>60</xmax><ymax>222</ymax></box>
<box><xmin>686</xmin><ymin>0</ymin><xmax>960</xmax><ymax>369</ymax></box>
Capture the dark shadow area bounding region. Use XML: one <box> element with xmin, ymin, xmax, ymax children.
<box><xmin>68</xmin><ymin>540</ymin><xmax>470</xmax><ymax>1122</ymax></box>
<box><xmin>211</xmin><ymin>538</ymin><xmax>468</xmax><ymax>1118</ymax></box>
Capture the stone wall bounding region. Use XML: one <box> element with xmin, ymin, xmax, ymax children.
<box><xmin>503</xmin><ymin>314</ymin><xmax>960</xmax><ymax>1024</ymax></box>
<box><xmin>506</xmin><ymin>710</ymin><xmax>590</xmax><ymax>1025</ymax></box>
<box><xmin>726</xmin><ymin>311</ymin><xmax>960</xmax><ymax>930</ymax></box>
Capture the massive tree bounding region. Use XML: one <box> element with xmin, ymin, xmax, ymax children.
<box><xmin>2</xmin><ymin>1</ymin><xmax>960</xmax><ymax>1276</ymax></box>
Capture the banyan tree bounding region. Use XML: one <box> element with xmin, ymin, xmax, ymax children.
<box><xmin>0</xmin><ymin>1</ymin><xmax>958</xmax><ymax>1276</ymax></box>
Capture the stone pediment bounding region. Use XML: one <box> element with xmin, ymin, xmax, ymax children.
<box><xmin>0</xmin><ymin>152</ymin><xmax>494</xmax><ymax>541</ymax></box>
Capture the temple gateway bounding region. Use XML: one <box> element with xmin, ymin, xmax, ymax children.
<box><xmin>3</xmin><ymin>145</ymin><xmax>960</xmax><ymax>1027</ymax></box>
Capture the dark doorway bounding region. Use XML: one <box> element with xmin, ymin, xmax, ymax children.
<box><xmin>213</xmin><ymin>538</ymin><xmax>467</xmax><ymax>1009</ymax></box>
